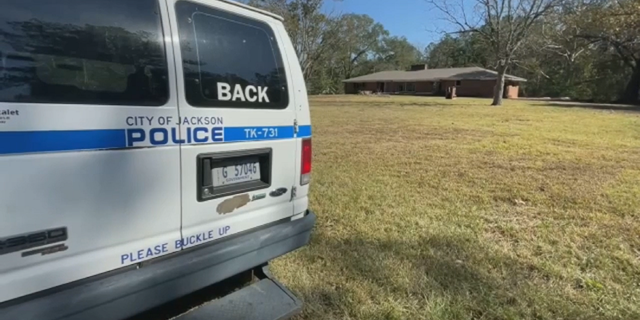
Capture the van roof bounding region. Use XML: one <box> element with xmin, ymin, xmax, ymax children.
<box><xmin>221</xmin><ymin>0</ymin><xmax>284</xmax><ymax>21</ymax></box>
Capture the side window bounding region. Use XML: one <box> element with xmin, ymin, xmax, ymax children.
<box><xmin>0</xmin><ymin>0</ymin><xmax>168</xmax><ymax>106</ymax></box>
<box><xmin>175</xmin><ymin>1</ymin><xmax>289</xmax><ymax>109</ymax></box>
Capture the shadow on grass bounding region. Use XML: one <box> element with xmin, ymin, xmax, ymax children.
<box><xmin>296</xmin><ymin>232</ymin><xmax>603</xmax><ymax>320</ymax></box>
<box><xmin>541</xmin><ymin>102</ymin><xmax>640</xmax><ymax>113</ymax></box>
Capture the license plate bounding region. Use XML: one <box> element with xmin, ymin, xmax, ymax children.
<box><xmin>212</xmin><ymin>160</ymin><xmax>261</xmax><ymax>187</ymax></box>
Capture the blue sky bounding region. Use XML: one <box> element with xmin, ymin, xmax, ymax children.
<box><xmin>322</xmin><ymin>0</ymin><xmax>456</xmax><ymax>51</ymax></box>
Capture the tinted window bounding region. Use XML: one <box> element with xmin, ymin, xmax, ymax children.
<box><xmin>176</xmin><ymin>1</ymin><xmax>289</xmax><ymax>109</ymax></box>
<box><xmin>0</xmin><ymin>0</ymin><xmax>168</xmax><ymax>106</ymax></box>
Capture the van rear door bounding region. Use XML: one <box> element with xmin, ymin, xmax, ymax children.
<box><xmin>167</xmin><ymin>0</ymin><xmax>298</xmax><ymax>248</ymax></box>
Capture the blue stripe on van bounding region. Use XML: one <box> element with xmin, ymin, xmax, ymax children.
<box><xmin>298</xmin><ymin>125</ymin><xmax>312</xmax><ymax>138</ymax></box>
<box><xmin>0</xmin><ymin>125</ymin><xmax>312</xmax><ymax>155</ymax></box>
<box><xmin>0</xmin><ymin>129</ymin><xmax>127</xmax><ymax>155</ymax></box>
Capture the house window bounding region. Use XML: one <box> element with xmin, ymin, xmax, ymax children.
<box><xmin>455</xmin><ymin>80</ymin><xmax>462</xmax><ymax>86</ymax></box>
<box><xmin>407</xmin><ymin>83</ymin><xmax>416</xmax><ymax>92</ymax></box>
<box><xmin>398</xmin><ymin>84</ymin><xmax>405</xmax><ymax>92</ymax></box>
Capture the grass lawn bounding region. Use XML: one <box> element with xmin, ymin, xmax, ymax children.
<box><xmin>272</xmin><ymin>95</ymin><xmax>640</xmax><ymax>320</ymax></box>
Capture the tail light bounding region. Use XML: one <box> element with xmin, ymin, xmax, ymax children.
<box><xmin>300</xmin><ymin>138</ymin><xmax>312</xmax><ymax>185</ymax></box>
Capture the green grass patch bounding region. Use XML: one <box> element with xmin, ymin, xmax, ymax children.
<box><xmin>272</xmin><ymin>95</ymin><xmax>640</xmax><ymax>320</ymax></box>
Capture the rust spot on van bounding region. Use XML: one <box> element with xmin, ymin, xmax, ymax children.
<box><xmin>217</xmin><ymin>194</ymin><xmax>251</xmax><ymax>215</ymax></box>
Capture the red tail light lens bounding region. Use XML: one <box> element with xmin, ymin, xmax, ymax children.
<box><xmin>301</xmin><ymin>138</ymin><xmax>312</xmax><ymax>185</ymax></box>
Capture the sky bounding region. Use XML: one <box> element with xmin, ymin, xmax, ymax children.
<box><xmin>322</xmin><ymin>0</ymin><xmax>456</xmax><ymax>51</ymax></box>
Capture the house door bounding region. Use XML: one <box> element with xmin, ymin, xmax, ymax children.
<box><xmin>503</xmin><ymin>82</ymin><xmax>512</xmax><ymax>98</ymax></box>
<box><xmin>377</xmin><ymin>82</ymin><xmax>385</xmax><ymax>92</ymax></box>
<box><xmin>435</xmin><ymin>82</ymin><xmax>443</xmax><ymax>95</ymax></box>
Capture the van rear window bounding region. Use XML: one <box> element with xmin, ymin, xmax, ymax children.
<box><xmin>176</xmin><ymin>1</ymin><xmax>289</xmax><ymax>109</ymax></box>
<box><xmin>0</xmin><ymin>0</ymin><xmax>168</xmax><ymax>106</ymax></box>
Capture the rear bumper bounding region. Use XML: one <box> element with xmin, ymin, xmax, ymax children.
<box><xmin>0</xmin><ymin>211</ymin><xmax>316</xmax><ymax>320</ymax></box>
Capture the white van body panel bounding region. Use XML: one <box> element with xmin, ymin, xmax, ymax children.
<box><xmin>279</xmin><ymin>27</ymin><xmax>313</xmax><ymax>214</ymax></box>
<box><xmin>0</xmin><ymin>0</ymin><xmax>311</xmax><ymax>304</ymax></box>
<box><xmin>0</xmin><ymin>1</ymin><xmax>182</xmax><ymax>302</ymax></box>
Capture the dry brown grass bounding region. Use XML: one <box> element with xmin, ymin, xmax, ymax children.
<box><xmin>272</xmin><ymin>95</ymin><xmax>640</xmax><ymax>320</ymax></box>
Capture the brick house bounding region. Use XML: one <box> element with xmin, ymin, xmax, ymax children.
<box><xmin>343</xmin><ymin>65</ymin><xmax>526</xmax><ymax>99</ymax></box>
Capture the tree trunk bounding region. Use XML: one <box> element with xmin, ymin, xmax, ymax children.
<box><xmin>492</xmin><ymin>65</ymin><xmax>507</xmax><ymax>106</ymax></box>
<box><xmin>621</xmin><ymin>62</ymin><xmax>640</xmax><ymax>104</ymax></box>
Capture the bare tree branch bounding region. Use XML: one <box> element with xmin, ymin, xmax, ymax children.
<box><xmin>425</xmin><ymin>0</ymin><xmax>562</xmax><ymax>105</ymax></box>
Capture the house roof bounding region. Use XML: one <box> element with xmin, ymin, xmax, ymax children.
<box><xmin>342</xmin><ymin>67</ymin><xmax>527</xmax><ymax>83</ymax></box>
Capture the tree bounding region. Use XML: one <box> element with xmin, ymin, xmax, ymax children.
<box><xmin>575</xmin><ymin>0</ymin><xmax>640</xmax><ymax>103</ymax></box>
<box><xmin>426</xmin><ymin>0</ymin><xmax>562</xmax><ymax>105</ymax></box>
<box><xmin>425</xmin><ymin>33</ymin><xmax>492</xmax><ymax>68</ymax></box>
<box><xmin>335</xmin><ymin>14</ymin><xmax>389</xmax><ymax>79</ymax></box>
<box><xmin>374</xmin><ymin>36</ymin><xmax>425</xmax><ymax>71</ymax></box>
<box><xmin>243</xmin><ymin>0</ymin><xmax>425</xmax><ymax>94</ymax></box>
<box><xmin>246</xmin><ymin>0</ymin><xmax>342</xmax><ymax>87</ymax></box>
<box><xmin>510</xmin><ymin>6</ymin><xmax>590</xmax><ymax>98</ymax></box>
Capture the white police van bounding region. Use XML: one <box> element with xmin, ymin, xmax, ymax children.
<box><xmin>0</xmin><ymin>0</ymin><xmax>315</xmax><ymax>319</ymax></box>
